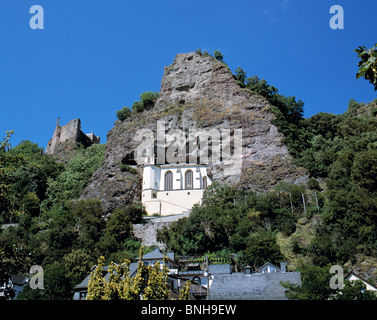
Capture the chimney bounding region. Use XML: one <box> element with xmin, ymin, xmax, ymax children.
<box><xmin>280</xmin><ymin>262</ymin><xmax>287</xmax><ymax>272</ymax></box>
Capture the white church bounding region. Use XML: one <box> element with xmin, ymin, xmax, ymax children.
<box><xmin>141</xmin><ymin>156</ymin><xmax>212</xmax><ymax>216</ymax></box>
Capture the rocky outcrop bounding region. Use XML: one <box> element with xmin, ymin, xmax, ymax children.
<box><xmin>81</xmin><ymin>52</ymin><xmax>307</xmax><ymax>212</ymax></box>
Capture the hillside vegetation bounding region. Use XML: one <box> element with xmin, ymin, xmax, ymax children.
<box><xmin>1</xmin><ymin>50</ymin><xmax>377</xmax><ymax>299</ymax></box>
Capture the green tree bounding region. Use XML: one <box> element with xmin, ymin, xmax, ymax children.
<box><xmin>63</xmin><ymin>249</ymin><xmax>93</xmax><ymax>285</ymax></box>
<box><xmin>0</xmin><ymin>246</ymin><xmax>15</xmax><ymax>300</ymax></box>
<box><xmin>179</xmin><ymin>281</ymin><xmax>191</xmax><ymax>300</ymax></box>
<box><xmin>214</xmin><ymin>50</ymin><xmax>223</xmax><ymax>62</ymax></box>
<box><xmin>355</xmin><ymin>43</ymin><xmax>377</xmax><ymax>91</ymax></box>
<box><xmin>281</xmin><ymin>264</ymin><xmax>333</xmax><ymax>300</ymax></box>
<box><xmin>86</xmin><ymin>247</ymin><xmax>186</xmax><ymax>300</ymax></box>
<box><xmin>17</xmin><ymin>262</ymin><xmax>73</xmax><ymax>300</ymax></box>
<box><xmin>116</xmin><ymin>106</ymin><xmax>132</xmax><ymax>121</ymax></box>
<box><xmin>234</xmin><ymin>67</ymin><xmax>246</xmax><ymax>84</ymax></box>
<box><xmin>9</xmin><ymin>140</ymin><xmax>64</xmax><ymax>209</ymax></box>
<box><xmin>0</xmin><ymin>131</ymin><xmax>27</xmax><ymax>221</ymax></box>
<box><xmin>104</xmin><ymin>204</ymin><xmax>145</xmax><ymax>246</ymax></box>
<box><xmin>43</xmin><ymin>144</ymin><xmax>105</xmax><ymax>209</ymax></box>
<box><xmin>334</xmin><ymin>280</ymin><xmax>377</xmax><ymax>300</ymax></box>
<box><xmin>242</xmin><ymin>232</ymin><xmax>284</xmax><ymax>268</ymax></box>
<box><xmin>71</xmin><ymin>199</ymin><xmax>105</xmax><ymax>249</ymax></box>
<box><xmin>143</xmin><ymin>259</ymin><xmax>170</xmax><ymax>300</ymax></box>
<box><xmin>132</xmin><ymin>91</ymin><xmax>159</xmax><ymax>113</ymax></box>
<box><xmin>351</xmin><ymin>150</ymin><xmax>377</xmax><ymax>192</ymax></box>
<box><xmin>43</xmin><ymin>262</ymin><xmax>73</xmax><ymax>299</ymax></box>
<box><xmin>86</xmin><ymin>255</ymin><xmax>106</xmax><ymax>300</ymax></box>
<box><xmin>10</xmin><ymin>140</ymin><xmax>43</xmax><ymax>156</ymax></box>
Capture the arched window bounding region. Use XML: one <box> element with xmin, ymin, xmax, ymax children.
<box><xmin>202</xmin><ymin>176</ymin><xmax>207</xmax><ymax>189</ymax></box>
<box><xmin>185</xmin><ymin>170</ymin><xmax>193</xmax><ymax>190</ymax></box>
<box><xmin>192</xmin><ymin>276</ymin><xmax>201</xmax><ymax>285</ymax></box>
<box><xmin>164</xmin><ymin>171</ymin><xmax>173</xmax><ymax>190</ymax></box>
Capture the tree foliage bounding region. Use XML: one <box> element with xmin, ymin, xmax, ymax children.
<box><xmin>86</xmin><ymin>247</ymin><xmax>189</xmax><ymax>300</ymax></box>
<box><xmin>156</xmin><ymin>181</ymin><xmax>321</xmax><ymax>269</ymax></box>
<box><xmin>132</xmin><ymin>91</ymin><xmax>159</xmax><ymax>113</ymax></box>
<box><xmin>281</xmin><ymin>264</ymin><xmax>333</xmax><ymax>300</ymax></box>
<box><xmin>281</xmin><ymin>265</ymin><xmax>377</xmax><ymax>300</ymax></box>
<box><xmin>0</xmin><ymin>133</ymin><xmax>64</xmax><ymax>223</ymax></box>
<box><xmin>116</xmin><ymin>106</ymin><xmax>132</xmax><ymax>121</ymax></box>
<box><xmin>214</xmin><ymin>50</ymin><xmax>223</xmax><ymax>62</ymax></box>
<box><xmin>43</xmin><ymin>143</ymin><xmax>105</xmax><ymax>210</ymax></box>
<box><xmin>355</xmin><ymin>43</ymin><xmax>377</xmax><ymax>91</ymax></box>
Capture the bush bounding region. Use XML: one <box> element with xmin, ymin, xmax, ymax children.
<box><xmin>132</xmin><ymin>91</ymin><xmax>159</xmax><ymax>113</ymax></box>
<box><xmin>242</xmin><ymin>232</ymin><xmax>284</xmax><ymax>267</ymax></box>
<box><xmin>116</xmin><ymin>106</ymin><xmax>132</xmax><ymax>121</ymax></box>
<box><xmin>234</xmin><ymin>67</ymin><xmax>246</xmax><ymax>84</ymax></box>
<box><xmin>214</xmin><ymin>50</ymin><xmax>223</xmax><ymax>62</ymax></box>
<box><xmin>43</xmin><ymin>144</ymin><xmax>106</xmax><ymax>210</ymax></box>
<box><xmin>120</xmin><ymin>163</ymin><xmax>138</xmax><ymax>174</ymax></box>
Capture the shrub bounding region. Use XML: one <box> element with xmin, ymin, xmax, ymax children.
<box><xmin>214</xmin><ymin>50</ymin><xmax>223</xmax><ymax>62</ymax></box>
<box><xmin>234</xmin><ymin>67</ymin><xmax>247</xmax><ymax>84</ymax></box>
<box><xmin>120</xmin><ymin>163</ymin><xmax>138</xmax><ymax>174</ymax></box>
<box><xmin>116</xmin><ymin>106</ymin><xmax>132</xmax><ymax>121</ymax></box>
<box><xmin>132</xmin><ymin>91</ymin><xmax>159</xmax><ymax>113</ymax></box>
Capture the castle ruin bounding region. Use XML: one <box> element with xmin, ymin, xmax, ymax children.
<box><xmin>45</xmin><ymin>118</ymin><xmax>100</xmax><ymax>155</ymax></box>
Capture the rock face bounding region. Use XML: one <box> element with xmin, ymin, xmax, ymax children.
<box><xmin>81</xmin><ymin>52</ymin><xmax>307</xmax><ymax>212</ymax></box>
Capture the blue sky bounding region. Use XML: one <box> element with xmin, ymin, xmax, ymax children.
<box><xmin>1</xmin><ymin>0</ymin><xmax>376</xmax><ymax>149</ymax></box>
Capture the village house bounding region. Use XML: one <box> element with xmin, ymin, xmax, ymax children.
<box><xmin>73</xmin><ymin>248</ymin><xmax>301</xmax><ymax>300</ymax></box>
<box><xmin>345</xmin><ymin>271</ymin><xmax>377</xmax><ymax>292</ymax></box>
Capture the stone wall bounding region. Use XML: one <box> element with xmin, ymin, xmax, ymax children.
<box><xmin>133</xmin><ymin>221</ymin><xmax>170</xmax><ymax>250</ymax></box>
<box><xmin>45</xmin><ymin>118</ymin><xmax>100</xmax><ymax>161</ymax></box>
<box><xmin>132</xmin><ymin>214</ymin><xmax>189</xmax><ymax>249</ymax></box>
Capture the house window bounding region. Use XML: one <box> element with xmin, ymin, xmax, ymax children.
<box><xmin>192</xmin><ymin>276</ymin><xmax>201</xmax><ymax>285</ymax></box>
<box><xmin>185</xmin><ymin>170</ymin><xmax>193</xmax><ymax>190</ymax></box>
<box><xmin>203</xmin><ymin>176</ymin><xmax>207</xmax><ymax>189</ymax></box>
<box><xmin>164</xmin><ymin>171</ymin><xmax>173</xmax><ymax>190</ymax></box>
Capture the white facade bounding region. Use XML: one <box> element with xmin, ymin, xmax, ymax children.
<box><xmin>141</xmin><ymin>157</ymin><xmax>212</xmax><ymax>216</ymax></box>
<box><xmin>345</xmin><ymin>272</ymin><xmax>377</xmax><ymax>291</ymax></box>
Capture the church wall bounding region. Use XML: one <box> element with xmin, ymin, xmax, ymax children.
<box><xmin>143</xmin><ymin>189</ymin><xmax>205</xmax><ymax>216</ymax></box>
<box><xmin>141</xmin><ymin>163</ymin><xmax>212</xmax><ymax>216</ymax></box>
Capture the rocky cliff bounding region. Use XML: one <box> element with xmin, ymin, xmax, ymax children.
<box><xmin>81</xmin><ymin>52</ymin><xmax>307</xmax><ymax>213</ymax></box>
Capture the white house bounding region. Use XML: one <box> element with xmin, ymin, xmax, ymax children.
<box><xmin>141</xmin><ymin>156</ymin><xmax>212</xmax><ymax>216</ymax></box>
<box><xmin>345</xmin><ymin>271</ymin><xmax>377</xmax><ymax>292</ymax></box>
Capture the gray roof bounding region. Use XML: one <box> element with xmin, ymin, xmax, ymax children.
<box><xmin>141</xmin><ymin>248</ymin><xmax>164</xmax><ymax>260</ymax></box>
<box><xmin>139</xmin><ymin>248</ymin><xmax>175</xmax><ymax>262</ymax></box>
<box><xmin>255</xmin><ymin>262</ymin><xmax>281</xmax><ymax>273</ymax></box>
<box><xmin>210</xmin><ymin>272</ymin><xmax>301</xmax><ymax>300</ymax></box>
<box><xmin>209</xmin><ymin>264</ymin><xmax>232</xmax><ymax>275</ymax></box>
<box><xmin>11</xmin><ymin>275</ymin><xmax>28</xmax><ymax>286</ymax></box>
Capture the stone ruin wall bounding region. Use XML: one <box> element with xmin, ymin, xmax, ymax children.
<box><xmin>45</xmin><ymin>118</ymin><xmax>100</xmax><ymax>155</ymax></box>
